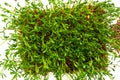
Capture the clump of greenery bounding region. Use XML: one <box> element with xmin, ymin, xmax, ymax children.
<box><xmin>0</xmin><ymin>0</ymin><xmax>120</xmax><ymax>80</ymax></box>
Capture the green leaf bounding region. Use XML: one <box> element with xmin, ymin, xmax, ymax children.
<box><xmin>4</xmin><ymin>2</ymin><xmax>10</xmax><ymax>6</ymax></box>
<box><xmin>0</xmin><ymin>72</ymin><xmax>6</xmax><ymax>79</ymax></box>
<box><xmin>17</xmin><ymin>2</ymin><xmax>21</xmax><ymax>7</ymax></box>
<box><xmin>35</xmin><ymin>64</ymin><xmax>39</xmax><ymax>74</ymax></box>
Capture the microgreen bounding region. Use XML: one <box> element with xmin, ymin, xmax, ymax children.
<box><xmin>0</xmin><ymin>0</ymin><xmax>120</xmax><ymax>80</ymax></box>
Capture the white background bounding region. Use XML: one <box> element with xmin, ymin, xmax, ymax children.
<box><xmin>0</xmin><ymin>0</ymin><xmax>120</xmax><ymax>80</ymax></box>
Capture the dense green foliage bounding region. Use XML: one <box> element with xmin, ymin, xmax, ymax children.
<box><xmin>0</xmin><ymin>0</ymin><xmax>120</xmax><ymax>80</ymax></box>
